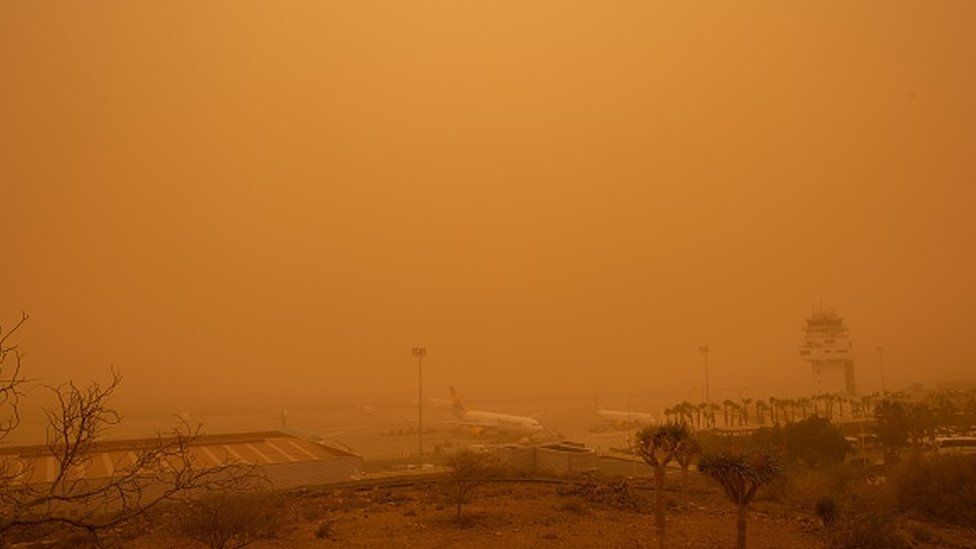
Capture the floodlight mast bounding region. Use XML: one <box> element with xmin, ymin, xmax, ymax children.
<box><xmin>411</xmin><ymin>347</ymin><xmax>427</xmax><ymax>466</ymax></box>
<box><xmin>699</xmin><ymin>346</ymin><xmax>710</xmax><ymax>404</ymax></box>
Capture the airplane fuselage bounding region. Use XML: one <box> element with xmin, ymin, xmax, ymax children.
<box><xmin>459</xmin><ymin>409</ymin><xmax>545</xmax><ymax>435</ymax></box>
<box><xmin>595</xmin><ymin>409</ymin><xmax>656</xmax><ymax>425</ymax></box>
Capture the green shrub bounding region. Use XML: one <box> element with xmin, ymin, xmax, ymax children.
<box><xmin>824</xmin><ymin>506</ymin><xmax>913</xmax><ymax>549</ymax></box>
<box><xmin>314</xmin><ymin>520</ymin><xmax>335</xmax><ymax>540</ymax></box>
<box><xmin>783</xmin><ymin>417</ymin><xmax>848</xmax><ymax>467</ymax></box>
<box><xmin>556</xmin><ymin>497</ymin><xmax>590</xmax><ymax>515</ymax></box>
<box><xmin>765</xmin><ymin>464</ymin><xmax>864</xmax><ymax>507</ymax></box>
<box><xmin>815</xmin><ymin>497</ymin><xmax>837</xmax><ymax>525</ymax></box>
<box><xmin>889</xmin><ymin>453</ymin><xmax>976</xmax><ymax>526</ymax></box>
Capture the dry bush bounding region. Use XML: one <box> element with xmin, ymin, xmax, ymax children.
<box><xmin>888</xmin><ymin>453</ymin><xmax>976</xmax><ymax>526</ymax></box>
<box><xmin>313</xmin><ymin>520</ymin><xmax>335</xmax><ymax>540</ymax></box>
<box><xmin>764</xmin><ymin>464</ymin><xmax>865</xmax><ymax>507</ymax></box>
<box><xmin>0</xmin><ymin>313</ymin><xmax>255</xmax><ymax>544</ymax></box>
<box><xmin>443</xmin><ymin>450</ymin><xmax>505</xmax><ymax>521</ymax></box>
<box><xmin>171</xmin><ymin>490</ymin><xmax>288</xmax><ymax>549</ymax></box>
<box><xmin>556</xmin><ymin>477</ymin><xmax>645</xmax><ymax>512</ymax></box>
<box><xmin>555</xmin><ymin>497</ymin><xmax>590</xmax><ymax>515</ymax></box>
<box><xmin>823</xmin><ymin>505</ymin><xmax>913</xmax><ymax>549</ymax></box>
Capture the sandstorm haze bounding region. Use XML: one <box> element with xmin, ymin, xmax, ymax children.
<box><xmin>2</xmin><ymin>1</ymin><xmax>974</xmax><ymax>414</ymax></box>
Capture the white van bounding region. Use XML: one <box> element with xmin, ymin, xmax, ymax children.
<box><xmin>934</xmin><ymin>436</ymin><xmax>976</xmax><ymax>454</ymax></box>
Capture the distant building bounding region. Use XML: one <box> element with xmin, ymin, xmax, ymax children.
<box><xmin>935</xmin><ymin>380</ymin><xmax>976</xmax><ymax>392</ymax></box>
<box><xmin>498</xmin><ymin>442</ymin><xmax>597</xmax><ymax>474</ymax></box>
<box><xmin>0</xmin><ymin>431</ymin><xmax>363</xmax><ymax>491</ymax></box>
<box><xmin>799</xmin><ymin>309</ymin><xmax>856</xmax><ymax>395</ymax></box>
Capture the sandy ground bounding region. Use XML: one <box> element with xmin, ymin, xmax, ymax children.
<box><xmin>301</xmin><ymin>486</ymin><xmax>821</xmax><ymax>548</ymax></box>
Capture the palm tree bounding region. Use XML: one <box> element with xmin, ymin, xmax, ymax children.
<box><xmin>708</xmin><ymin>403</ymin><xmax>721</xmax><ymax>429</ymax></box>
<box><xmin>740</xmin><ymin>399</ymin><xmax>752</xmax><ymax>426</ymax></box>
<box><xmin>859</xmin><ymin>394</ymin><xmax>873</xmax><ymax>418</ymax></box>
<box><xmin>636</xmin><ymin>422</ymin><xmax>695</xmax><ymax>549</ymax></box>
<box><xmin>699</xmin><ymin>451</ymin><xmax>781</xmax><ymax>549</ymax></box>
<box><xmin>782</xmin><ymin>398</ymin><xmax>795</xmax><ymax>423</ymax></box>
<box><xmin>798</xmin><ymin>397</ymin><xmax>811</xmax><ymax>419</ymax></box>
<box><xmin>679</xmin><ymin>401</ymin><xmax>694</xmax><ymax>425</ymax></box>
<box><xmin>695</xmin><ymin>403</ymin><xmax>706</xmax><ymax>429</ymax></box>
<box><xmin>722</xmin><ymin>399</ymin><xmax>734</xmax><ymax>427</ymax></box>
<box><xmin>729</xmin><ymin>402</ymin><xmax>742</xmax><ymax>428</ymax></box>
<box><xmin>755</xmin><ymin>400</ymin><xmax>767</xmax><ymax>425</ymax></box>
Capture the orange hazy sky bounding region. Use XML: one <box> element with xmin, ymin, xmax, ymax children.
<box><xmin>2</xmin><ymin>1</ymin><xmax>974</xmax><ymax>411</ymax></box>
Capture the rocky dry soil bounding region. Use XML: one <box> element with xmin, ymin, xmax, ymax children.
<box><xmin>123</xmin><ymin>476</ymin><xmax>976</xmax><ymax>548</ymax></box>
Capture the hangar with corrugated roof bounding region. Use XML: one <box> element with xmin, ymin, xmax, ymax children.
<box><xmin>0</xmin><ymin>431</ymin><xmax>362</xmax><ymax>489</ymax></box>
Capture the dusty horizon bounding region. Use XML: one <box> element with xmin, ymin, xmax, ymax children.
<box><xmin>3</xmin><ymin>1</ymin><xmax>975</xmax><ymax>415</ymax></box>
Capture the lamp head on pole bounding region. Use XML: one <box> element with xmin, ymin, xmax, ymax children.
<box><xmin>699</xmin><ymin>346</ymin><xmax>709</xmax><ymax>354</ymax></box>
<box><xmin>411</xmin><ymin>347</ymin><xmax>427</xmax><ymax>358</ymax></box>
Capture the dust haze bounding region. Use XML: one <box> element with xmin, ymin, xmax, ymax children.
<box><xmin>2</xmin><ymin>1</ymin><xmax>975</xmax><ymax>418</ymax></box>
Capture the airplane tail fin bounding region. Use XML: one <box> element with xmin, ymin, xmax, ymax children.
<box><xmin>449</xmin><ymin>385</ymin><xmax>465</xmax><ymax>418</ymax></box>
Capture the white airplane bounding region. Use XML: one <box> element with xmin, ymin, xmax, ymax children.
<box><xmin>444</xmin><ymin>386</ymin><xmax>547</xmax><ymax>437</ymax></box>
<box><xmin>594</xmin><ymin>398</ymin><xmax>657</xmax><ymax>428</ymax></box>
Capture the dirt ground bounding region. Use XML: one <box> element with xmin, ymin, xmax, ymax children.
<box><xmin>293</xmin><ymin>485</ymin><xmax>820</xmax><ymax>548</ymax></box>
<box><xmin>124</xmin><ymin>478</ymin><xmax>976</xmax><ymax>548</ymax></box>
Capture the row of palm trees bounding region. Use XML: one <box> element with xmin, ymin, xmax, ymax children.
<box><xmin>662</xmin><ymin>392</ymin><xmax>905</xmax><ymax>430</ymax></box>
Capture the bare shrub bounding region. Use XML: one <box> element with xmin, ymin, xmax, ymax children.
<box><xmin>172</xmin><ymin>490</ymin><xmax>287</xmax><ymax>549</ymax></box>
<box><xmin>556</xmin><ymin>477</ymin><xmax>644</xmax><ymax>512</ymax></box>
<box><xmin>0</xmin><ymin>313</ymin><xmax>253</xmax><ymax>544</ymax></box>
<box><xmin>443</xmin><ymin>449</ymin><xmax>504</xmax><ymax>521</ymax></box>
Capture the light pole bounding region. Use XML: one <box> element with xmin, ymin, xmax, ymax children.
<box><xmin>411</xmin><ymin>347</ymin><xmax>427</xmax><ymax>466</ymax></box>
<box><xmin>699</xmin><ymin>346</ymin><xmax>710</xmax><ymax>404</ymax></box>
<box><xmin>874</xmin><ymin>346</ymin><xmax>885</xmax><ymax>396</ymax></box>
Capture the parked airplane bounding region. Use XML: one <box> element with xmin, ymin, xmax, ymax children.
<box><xmin>594</xmin><ymin>398</ymin><xmax>657</xmax><ymax>429</ymax></box>
<box><xmin>444</xmin><ymin>386</ymin><xmax>547</xmax><ymax>437</ymax></box>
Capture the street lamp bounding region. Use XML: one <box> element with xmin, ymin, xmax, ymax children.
<box><xmin>699</xmin><ymin>346</ymin><xmax>710</xmax><ymax>404</ymax></box>
<box><xmin>411</xmin><ymin>347</ymin><xmax>427</xmax><ymax>466</ymax></box>
<box><xmin>874</xmin><ymin>346</ymin><xmax>885</xmax><ymax>395</ymax></box>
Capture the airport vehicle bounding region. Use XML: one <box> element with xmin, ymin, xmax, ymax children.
<box><xmin>934</xmin><ymin>436</ymin><xmax>976</xmax><ymax>454</ymax></box>
<box><xmin>445</xmin><ymin>386</ymin><xmax>547</xmax><ymax>437</ymax></box>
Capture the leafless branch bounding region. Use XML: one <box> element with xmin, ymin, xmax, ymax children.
<box><xmin>0</xmin><ymin>313</ymin><xmax>262</xmax><ymax>543</ymax></box>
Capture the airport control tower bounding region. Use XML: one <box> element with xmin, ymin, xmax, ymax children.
<box><xmin>799</xmin><ymin>309</ymin><xmax>856</xmax><ymax>395</ymax></box>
